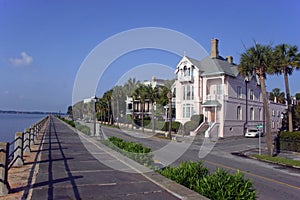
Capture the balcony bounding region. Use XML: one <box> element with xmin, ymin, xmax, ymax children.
<box><xmin>178</xmin><ymin>75</ymin><xmax>193</xmax><ymax>83</ymax></box>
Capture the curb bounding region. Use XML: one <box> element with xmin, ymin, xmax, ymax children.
<box><xmin>232</xmin><ymin>149</ymin><xmax>300</xmax><ymax>170</ymax></box>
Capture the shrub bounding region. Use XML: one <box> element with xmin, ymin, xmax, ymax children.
<box><xmin>183</xmin><ymin>121</ymin><xmax>198</xmax><ymax>135</ymax></box>
<box><xmin>191</xmin><ymin>114</ymin><xmax>204</xmax><ymax>125</ymax></box>
<box><xmin>279</xmin><ymin>131</ymin><xmax>300</xmax><ymax>152</ymax></box>
<box><xmin>157</xmin><ymin>161</ymin><xmax>208</xmax><ymax>190</ymax></box>
<box><xmin>76</xmin><ymin>125</ymin><xmax>91</xmax><ymax>135</ymax></box>
<box><xmin>158</xmin><ymin>162</ymin><xmax>256</xmax><ymax>200</ymax></box>
<box><xmin>195</xmin><ymin>169</ymin><xmax>256</xmax><ymax>200</ymax></box>
<box><xmin>105</xmin><ymin>136</ymin><xmax>153</xmax><ymax>166</ymax></box>
<box><xmin>161</xmin><ymin>121</ymin><xmax>182</xmax><ymax>133</ymax></box>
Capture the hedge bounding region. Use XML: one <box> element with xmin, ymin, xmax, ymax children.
<box><xmin>103</xmin><ymin>136</ymin><xmax>153</xmax><ymax>166</ymax></box>
<box><xmin>279</xmin><ymin>131</ymin><xmax>300</xmax><ymax>152</ymax></box>
<box><xmin>158</xmin><ymin>161</ymin><xmax>256</xmax><ymax>200</ymax></box>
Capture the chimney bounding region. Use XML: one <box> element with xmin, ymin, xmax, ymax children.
<box><xmin>226</xmin><ymin>56</ymin><xmax>233</xmax><ymax>64</ymax></box>
<box><xmin>210</xmin><ymin>38</ymin><xmax>219</xmax><ymax>58</ymax></box>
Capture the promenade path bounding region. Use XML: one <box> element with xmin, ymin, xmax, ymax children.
<box><xmin>30</xmin><ymin>116</ymin><xmax>179</xmax><ymax>199</ymax></box>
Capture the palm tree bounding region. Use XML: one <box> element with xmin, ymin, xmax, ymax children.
<box><xmin>144</xmin><ymin>84</ymin><xmax>159</xmax><ymax>135</ymax></box>
<box><xmin>238</xmin><ymin>43</ymin><xmax>275</xmax><ymax>156</ymax></box>
<box><xmin>273</xmin><ymin>44</ymin><xmax>300</xmax><ymax>132</ymax></box>
<box><xmin>133</xmin><ymin>84</ymin><xmax>147</xmax><ymax>133</ymax></box>
<box><xmin>269</xmin><ymin>88</ymin><xmax>285</xmax><ymax>104</ymax></box>
<box><xmin>112</xmin><ymin>86</ymin><xmax>124</xmax><ymax>127</ymax></box>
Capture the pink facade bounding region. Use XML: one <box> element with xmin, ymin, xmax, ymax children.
<box><xmin>174</xmin><ymin>39</ymin><xmax>286</xmax><ymax>137</ymax></box>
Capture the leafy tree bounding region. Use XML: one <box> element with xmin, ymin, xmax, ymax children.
<box><xmin>67</xmin><ymin>105</ymin><xmax>73</xmax><ymax>118</ymax></box>
<box><xmin>269</xmin><ymin>88</ymin><xmax>285</xmax><ymax>104</ymax></box>
<box><xmin>295</xmin><ymin>93</ymin><xmax>300</xmax><ymax>100</ymax></box>
<box><xmin>273</xmin><ymin>44</ymin><xmax>300</xmax><ymax>132</ymax></box>
<box><xmin>238</xmin><ymin>43</ymin><xmax>275</xmax><ymax>156</ymax></box>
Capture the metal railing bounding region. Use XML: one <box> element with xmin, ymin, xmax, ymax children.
<box><xmin>0</xmin><ymin>115</ymin><xmax>49</xmax><ymax>196</ymax></box>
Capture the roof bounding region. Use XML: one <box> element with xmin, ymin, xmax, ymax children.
<box><xmin>185</xmin><ymin>56</ymin><xmax>239</xmax><ymax>77</ymax></box>
<box><xmin>202</xmin><ymin>100</ymin><xmax>222</xmax><ymax>107</ymax></box>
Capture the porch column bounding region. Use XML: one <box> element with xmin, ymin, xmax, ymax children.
<box><xmin>214</xmin><ymin>106</ymin><xmax>217</xmax><ymax>122</ymax></box>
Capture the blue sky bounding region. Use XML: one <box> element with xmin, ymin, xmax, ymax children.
<box><xmin>0</xmin><ymin>0</ymin><xmax>299</xmax><ymax>112</ymax></box>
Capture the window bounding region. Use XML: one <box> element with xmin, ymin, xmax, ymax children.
<box><xmin>237</xmin><ymin>106</ymin><xmax>242</xmax><ymax>120</ymax></box>
<box><xmin>216</xmin><ymin>84</ymin><xmax>222</xmax><ymax>99</ymax></box>
<box><xmin>192</xmin><ymin>85</ymin><xmax>195</xmax><ymax>100</ymax></box>
<box><xmin>272</xmin><ymin>109</ymin><xmax>275</xmax><ymax>116</ymax></box>
<box><xmin>237</xmin><ymin>86</ymin><xmax>242</xmax><ymax>98</ymax></box>
<box><xmin>259</xmin><ymin>108</ymin><xmax>262</xmax><ymax>121</ymax></box>
<box><xmin>182</xmin><ymin>104</ymin><xmax>194</xmax><ymax>118</ymax></box>
<box><xmin>183</xmin><ymin>86</ymin><xmax>186</xmax><ymax>100</ymax></box>
<box><xmin>272</xmin><ymin>121</ymin><xmax>275</xmax><ymax>129</ymax></box>
<box><xmin>183</xmin><ymin>85</ymin><xmax>194</xmax><ymax>100</ymax></box>
<box><xmin>277</xmin><ymin>110</ymin><xmax>280</xmax><ymax>117</ymax></box>
<box><xmin>186</xmin><ymin>85</ymin><xmax>191</xmax><ymax>100</ymax></box>
<box><xmin>250</xmin><ymin>107</ymin><xmax>254</xmax><ymax>120</ymax></box>
<box><xmin>250</xmin><ymin>89</ymin><xmax>254</xmax><ymax>100</ymax></box>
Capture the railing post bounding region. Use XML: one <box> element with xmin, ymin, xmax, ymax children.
<box><xmin>0</xmin><ymin>142</ymin><xmax>10</xmax><ymax>196</ymax></box>
<box><xmin>23</xmin><ymin>128</ymin><xmax>30</xmax><ymax>153</ymax></box>
<box><xmin>30</xmin><ymin>126</ymin><xmax>35</xmax><ymax>146</ymax></box>
<box><xmin>13</xmin><ymin>132</ymin><xmax>24</xmax><ymax>167</ymax></box>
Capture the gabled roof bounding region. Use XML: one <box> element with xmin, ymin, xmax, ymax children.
<box><xmin>184</xmin><ymin>56</ymin><xmax>239</xmax><ymax>77</ymax></box>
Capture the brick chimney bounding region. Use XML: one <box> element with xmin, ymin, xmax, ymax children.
<box><xmin>210</xmin><ymin>38</ymin><xmax>219</xmax><ymax>58</ymax></box>
<box><xmin>226</xmin><ymin>56</ymin><xmax>233</xmax><ymax>64</ymax></box>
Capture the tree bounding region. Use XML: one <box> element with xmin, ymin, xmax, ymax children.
<box><xmin>144</xmin><ymin>84</ymin><xmax>159</xmax><ymax>135</ymax></box>
<box><xmin>103</xmin><ymin>90</ymin><xmax>113</xmax><ymax>124</ymax></box>
<box><xmin>238</xmin><ymin>43</ymin><xmax>275</xmax><ymax>156</ymax></box>
<box><xmin>67</xmin><ymin>105</ymin><xmax>73</xmax><ymax>118</ymax></box>
<box><xmin>269</xmin><ymin>88</ymin><xmax>285</xmax><ymax>104</ymax></box>
<box><xmin>295</xmin><ymin>93</ymin><xmax>300</xmax><ymax>100</ymax></box>
<box><xmin>133</xmin><ymin>84</ymin><xmax>148</xmax><ymax>133</ymax></box>
<box><xmin>273</xmin><ymin>44</ymin><xmax>300</xmax><ymax>132</ymax></box>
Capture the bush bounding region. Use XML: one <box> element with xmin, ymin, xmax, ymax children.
<box><xmin>104</xmin><ymin>136</ymin><xmax>153</xmax><ymax>166</ymax></box>
<box><xmin>158</xmin><ymin>162</ymin><xmax>256</xmax><ymax>200</ymax></box>
<box><xmin>161</xmin><ymin>121</ymin><xmax>182</xmax><ymax>133</ymax></box>
<box><xmin>183</xmin><ymin>121</ymin><xmax>199</xmax><ymax>135</ymax></box>
<box><xmin>195</xmin><ymin>169</ymin><xmax>256</xmax><ymax>200</ymax></box>
<box><xmin>76</xmin><ymin>124</ymin><xmax>91</xmax><ymax>135</ymax></box>
<box><xmin>183</xmin><ymin>114</ymin><xmax>204</xmax><ymax>135</ymax></box>
<box><xmin>191</xmin><ymin>114</ymin><xmax>204</xmax><ymax>125</ymax></box>
<box><xmin>279</xmin><ymin>131</ymin><xmax>300</xmax><ymax>152</ymax></box>
<box><xmin>157</xmin><ymin>161</ymin><xmax>208</xmax><ymax>190</ymax></box>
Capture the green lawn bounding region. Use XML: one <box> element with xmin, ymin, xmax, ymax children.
<box><xmin>253</xmin><ymin>154</ymin><xmax>300</xmax><ymax>167</ymax></box>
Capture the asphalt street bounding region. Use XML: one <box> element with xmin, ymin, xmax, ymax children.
<box><xmin>99</xmin><ymin>125</ymin><xmax>300</xmax><ymax>200</ymax></box>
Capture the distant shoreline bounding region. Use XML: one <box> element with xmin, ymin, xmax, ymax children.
<box><xmin>0</xmin><ymin>110</ymin><xmax>64</xmax><ymax>115</ymax></box>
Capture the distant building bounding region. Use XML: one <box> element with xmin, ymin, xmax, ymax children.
<box><xmin>173</xmin><ymin>38</ymin><xmax>286</xmax><ymax>137</ymax></box>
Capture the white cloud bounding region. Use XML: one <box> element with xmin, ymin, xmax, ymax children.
<box><xmin>9</xmin><ymin>52</ymin><xmax>33</xmax><ymax>66</ymax></box>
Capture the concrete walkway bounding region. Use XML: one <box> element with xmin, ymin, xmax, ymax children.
<box><xmin>30</xmin><ymin>117</ymin><xmax>181</xmax><ymax>200</ymax></box>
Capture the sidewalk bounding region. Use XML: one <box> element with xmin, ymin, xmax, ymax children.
<box><xmin>30</xmin><ymin>117</ymin><xmax>206</xmax><ymax>199</ymax></box>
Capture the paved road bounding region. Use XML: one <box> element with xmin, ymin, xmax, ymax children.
<box><xmin>99</xmin><ymin>125</ymin><xmax>300</xmax><ymax>200</ymax></box>
<box><xmin>30</xmin><ymin>117</ymin><xmax>179</xmax><ymax>200</ymax></box>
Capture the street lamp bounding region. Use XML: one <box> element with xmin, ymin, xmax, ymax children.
<box><xmin>93</xmin><ymin>96</ymin><xmax>98</xmax><ymax>137</ymax></box>
<box><xmin>167</xmin><ymin>91</ymin><xmax>172</xmax><ymax>139</ymax></box>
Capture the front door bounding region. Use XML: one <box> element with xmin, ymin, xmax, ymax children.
<box><xmin>211</xmin><ymin>108</ymin><xmax>215</xmax><ymax>122</ymax></box>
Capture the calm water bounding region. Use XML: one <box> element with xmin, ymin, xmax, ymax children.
<box><xmin>0</xmin><ymin>113</ymin><xmax>47</xmax><ymax>143</ymax></box>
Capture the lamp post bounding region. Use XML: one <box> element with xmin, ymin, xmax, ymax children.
<box><xmin>93</xmin><ymin>96</ymin><xmax>98</xmax><ymax>137</ymax></box>
<box><xmin>167</xmin><ymin>91</ymin><xmax>172</xmax><ymax>139</ymax></box>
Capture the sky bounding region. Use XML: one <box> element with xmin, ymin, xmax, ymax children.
<box><xmin>0</xmin><ymin>0</ymin><xmax>299</xmax><ymax>112</ymax></box>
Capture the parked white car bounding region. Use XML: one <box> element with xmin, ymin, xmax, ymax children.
<box><xmin>245</xmin><ymin>129</ymin><xmax>263</xmax><ymax>138</ymax></box>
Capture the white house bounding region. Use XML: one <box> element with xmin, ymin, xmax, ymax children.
<box><xmin>174</xmin><ymin>38</ymin><xmax>286</xmax><ymax>137</ymax></box>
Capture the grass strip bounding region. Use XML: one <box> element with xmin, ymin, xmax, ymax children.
<box><xmin>253</xmin><ymin>154</ymin><xmax>300</xmax><ymax>167</ymax></box>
